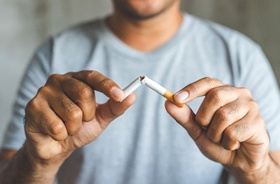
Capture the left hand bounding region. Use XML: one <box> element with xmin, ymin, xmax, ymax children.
<box><xmin>165</xmin><ymin>77</ymin><xmax>270</xmax><ymax>182</ymax></box>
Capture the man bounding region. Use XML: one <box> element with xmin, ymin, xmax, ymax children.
<box><xmin>1</xmin><ymin>0</ymin><xmax>280</xmax><ymax>183</ymax></box>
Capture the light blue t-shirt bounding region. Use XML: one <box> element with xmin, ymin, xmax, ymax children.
<box><xmin>2</xmin><ymin>14</ymin><xmax>280</xmax><ymax>184</ymax></box>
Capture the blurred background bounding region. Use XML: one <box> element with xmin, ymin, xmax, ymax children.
<box><xmin>0</xmin><ymin>0</ymin><xmax>279</xmax><ymax>145</ymax></box>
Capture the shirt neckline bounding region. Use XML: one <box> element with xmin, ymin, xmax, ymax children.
<box><xmin>98</xmin><ymin>13</ymin><xmax>194</xmax><ymax>61</ymax></box>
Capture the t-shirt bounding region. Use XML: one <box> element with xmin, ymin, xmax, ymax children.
<box><xmin>2</xmin><ymin>13</ymin><xmax>280</xmax><ymax>184</ymax></box>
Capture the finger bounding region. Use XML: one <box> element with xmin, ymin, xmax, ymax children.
<box><xmin>39</xmin><ymin>108</ymin><xmax>68</xmax><ymax>141</ymax></box>
<box><xmin>47</xmin><ymin>93</ymin><xmax>83</xmax><ymax>136</ymax></box>
<box><xmin>196</xmin><ymin>87</ymin><xmax>250</xmax><ymax>126</ymax></box>
<box><xmin>165</xmin><ymin>100</ymin><xmax>232</xmax><ymax>164</ymax></box>
<box><xmin>206</xmin><ymin>99</ymin><xmax>250</xmax><ymax>143</ymax></box>
<box><xmin>72</xmin><ymin>70</ymin><xmax>124</xmax><ymax>102</ymax></box>
<box><xmin>221</xmin><ymin>102</ymin><xmax>265</xmax><ymax>151</ymax></box>
<box><xmin>61</xmin><ymin>76</ymin><xmax>96</xmax><ymax>122</ymax></box>
<box><xmin>174</xmin><ymin>77</ymin><xmax>224</xmax><ymax>104</ymax></box>
<box><xmin>165</xmin><ymin>100</ymin><xmax>202</xmax><ymax>141</ymax></box>
<box><xmin>96</xmin><ymin>93</ymin><xmax>136</xmax><ymax>129</ymax></box>
<box><xmin>25</xmin><ymin>100</ymin><xmax>68</xmax><ymax>141</ymax></box>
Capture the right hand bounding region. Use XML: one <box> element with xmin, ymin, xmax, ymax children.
<box><xmin>24</xmin><ymin>70</ymin><xmax>136</xmax><ymax>166</ymax></box>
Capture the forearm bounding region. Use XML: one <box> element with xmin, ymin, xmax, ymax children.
<box><xmin>227</xmin><ymin>154</ymin><xmax>280</xmax><ymax>184</ymax></box>
<box><xmin>0</xmin><ymin>145</ymin><xmax>61</xmax><ymax>184</ymax></box>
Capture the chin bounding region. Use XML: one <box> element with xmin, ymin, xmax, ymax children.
<box><xmin>113</xmin><ymin>0</ymin><xmax>178</xmax><ymax>19</ymax></box>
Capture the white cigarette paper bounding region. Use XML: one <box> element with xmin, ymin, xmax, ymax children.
<box><xmin>122</xmin><ymin>76</ymin><xmax>184</xmax><ymax>107</ymax></box>
<box><xmin>141</xmin><ymin>76</ymin><xmax>166</xmax><ymax>95</ymax></box>
<box><xmin>123</xmin><ymin>76</ymin><xmax>142</xmax><ymax>98</ymax></box>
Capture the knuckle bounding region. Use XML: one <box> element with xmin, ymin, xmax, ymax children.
<box><xmin>188</xmin><ymin>83</ymin><xmax>200</xmax><ymax>95</ymax></box>
<box><xmin>79</xmin><ymin>86</ymin><xmax>94</xmax><ymax>101</ymax></box>
<box><xmin>26</xmin><ymin>98</ymin><xmax>38</xmax><ymax>112</ymax></box>
<box><xmin>204</xmin><ymin>77</ymin><xmax>221</xmax><ymax>87</ymax></box>
<box><xmin>58</xmin><ymin>96</ymin><xmax>71</xmax><ymax>107</ymax></box>
<box><xmin>47</xmin><ymin>74</ymin><xmax>61</xmax><ymax>84</ymax></box>
<box><xmin>223</xmin><ymin>127</ymin><xmax>236</xmax><ymax>141</ymax></box>
<box><xmin>208</xmin><ymin>89</ymin><xmax>223</xmax><ymax>104</ymax></box>
<box><xmin>203</xmin><ymin>77</ymin><xmax>214</xmax><ymax>82</ymax></box>
<box><xmin>223</xmin><ymin>142</ymin><xmax>238</xmax><ymax>151</ymax></box>
<box><xmin>67</xmin><ymin>107</ymin><xmax>83</xmax><ymax>121</ymax></box>
<box><xmin>37</xmin><ymin>86</ymin><xmax>45</xmax><ymax>94</ymax></box>
<box><xmin>84</xmin><ymin>70</ymin><xmax>98</xmax><ymax>81</ymax></box>
<box><xmin>215</xmin><ymin>108</ymin><xmax>230</xmax><ymax>123</ymax></box>
<box><xmin>64</xmin><ymin>72</ymin><xmax>74</xmax><ymax>76</ymax></box>
<box><xmin>249</xmin><ymin>100</ymin><xmax>259</xmax><ymax>112</ymax></box>
<box><xmin>99</xmin><ymin>78</ymin><xmax>114</xmax><ymax>89</ymax></box>
<box><xmin>49</xmin><ymin>120</ymin><xmax>65</xmax><ymax>136</ymax></box>
<box><xmin>195</xmin><ymin>113</ymin><xmax>208</xmax><ymax>126</ymax></box>
<box><xmin>206</xmin><ymin>129</ymin><xmax>218</xmax><ymax>143</ymax></box>
<box><xmin>39</xmin><ymin>114</ymin><xmax>65</xmax><ymax>136</ymax></box>
<box><xmin>240</xmin><ymin>87</ymin><xmax>252</xmax><ymax>97</ymax></box>
<box><xmin>25</xmin><ymin>97</ymin><xmax>45</xmax><ymax>118</ymax></box>
<box><xmin>37</xmin><ymin>86</ymin><xmax>50</xmax><ymax>96</ymax></box>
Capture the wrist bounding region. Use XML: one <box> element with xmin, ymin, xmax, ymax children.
<box><xmin>21</xmin><ymin>142</ymin><xmax>70</xmax><ymax>183</ymax></box>
<box><xmin>226</xmin><ymin>154</ymin><xmax>275</xmax><ymax>184</ymax></box>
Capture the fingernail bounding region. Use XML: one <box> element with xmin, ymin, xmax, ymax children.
<box><xmin>111</xmin><ymin>87</ymin><xmax>124</xmax><ymax>100</ymax></box>
<box><xmin>176</xmin><ymin>91</ymin><xmax>189</xmax><ymax>102</ymax></box>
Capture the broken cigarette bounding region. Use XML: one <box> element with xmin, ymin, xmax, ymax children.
<box><xmin>123</xmin><ymin>77</ymin><xmax>142</xmax><ymax>98</ymax></box>
<box><xmin>123</xmin><ymin>76</ymin><xmax>184</xmax><ymax>108</ymax></box>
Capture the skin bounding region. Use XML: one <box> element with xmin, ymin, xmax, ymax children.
<box><xmin>108</xmin><ymin>0</ymin><xmax>182</xmax><ymax>51</ymax></box>
<box><xmin>0</xmin><ymin>71</ymin><xmax>136</xmax><ymax>183</ymax></box>
<box><xmin>167</xmin><ymin>78</ymin><xmax>280</xmax><ymax>183</ymax></box>
<box><xmin>1</xmin><ymin>0</ymin><xmax>280</xmax><ymax>183</ymax></box>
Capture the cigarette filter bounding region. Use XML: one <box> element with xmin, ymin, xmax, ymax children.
<box><xmin>141</xmin><ymin>76</ymin><xmax>184</xmax><ymax>108</ymax></box>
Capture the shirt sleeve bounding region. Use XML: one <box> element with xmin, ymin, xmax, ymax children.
<box><xmin>1</xmin><ymin>39</ymin><xmax>53</xmax><ymax>150</ymax></box>
<box><xmin>238</xmin><ymin>44</ymin><xmax>280</xmax><ymax>151</ymax></box>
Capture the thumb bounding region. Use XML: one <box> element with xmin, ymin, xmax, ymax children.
<box><xmin>165</xmin><ymin>101</ymin><xmax>202</xmax><ymax>141</ymax></box>
<box><xmin>165</xmin><ymin>101</ymin><xmax>230</xmax><ymax>163</ymax></box>
<box><xmin>96</xmin><ymin>93</ymin><xmax>136</xmax><ymax>128</ymax></box>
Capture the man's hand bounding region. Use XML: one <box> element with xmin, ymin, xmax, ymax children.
<box><xmin>165</xmin><ymin>77</ymin><xmax>274</xmax><ymax>183</ymax></box>
<box><xmin>23</xmin><ymin>70</ymin><xmax>135</xmax><ymax>179</ymax></box>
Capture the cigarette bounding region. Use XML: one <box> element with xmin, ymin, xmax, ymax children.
<box><xmin>122</xmin><ymin>76</ymin><xmax>184</xmax><ymax>108</ymax></box>
<box><xmin>141</xmin><ymin>76</ymin><xmax>184</xmax><ymax>108</ymax></box>
<box><xmin>123</xmin><ymin>76</ymin><xmax>142</xmax><ymax>98</ymax></box>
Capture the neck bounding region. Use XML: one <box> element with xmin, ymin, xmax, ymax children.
<box><xmin>107</xmin><ymin>2</ymin><xmax>183</xmax><ymax>52</ymax></box>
